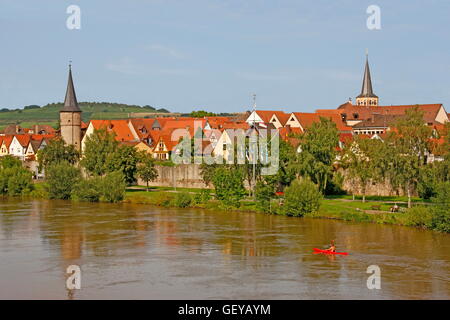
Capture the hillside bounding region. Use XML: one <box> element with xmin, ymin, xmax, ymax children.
<box><xmin>0</xmin><ymin>102</ymin><xmax>171</xmax><ymax>130</ymax></box>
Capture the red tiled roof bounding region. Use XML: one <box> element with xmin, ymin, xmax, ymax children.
<box><xmin>317</xmin><ymin>103</ymin><xmax>445</xmax><ymax>124</ymax></box>
<box><xmin>14</xmin><ymin>134</ymin><xmax>31</xmax><ymax>147</ymax></box>
<box><xmin>90</xmin><ymin>120</ymin><xmax>136</xmax><ymax>142</ymax></box>
<box><xmin>271</xmin><ymin>112</ymin><xmax>290</xmax><ymax>126</ymax></box>
<box><xmin>162</xmin><ymin>119</ymin><xmax>206</xmax><ymax>137</ymax></box>
<box><xmin>292</xmin><ymin>112</ymin><xmax>351</xmax><ymax>132</ymax></box>
<box><xmin>128</xmin><ymin>118</ymin><xmax>156</xmax><ymax>139</ymax></box>
<box><xmin>1</xmin><ymin>136</ymin><xmax>14</xmax><ymax>148</ymax></box>
<box><xmin>253</xmin><ymin>110</ymin><xmax>288</xmax><ymax>123</ymax></box>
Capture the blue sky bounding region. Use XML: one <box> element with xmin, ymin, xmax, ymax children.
<box><xmin>1</xmin><ymin>0</ymin><xmax>449</xmax><ymax>113</ymax></box>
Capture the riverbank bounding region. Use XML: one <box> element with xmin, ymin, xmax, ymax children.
<box><xmin>123</xmin><ymin>186</ymin><xmax>445</xmax><ymax>232</ymax></box>
<box><xmin>16</xmin><ymin>182</ymin><xmax>446</xmax><ymax>232</ymax></box>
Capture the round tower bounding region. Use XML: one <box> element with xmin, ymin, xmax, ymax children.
<box><xmin>60</xmin><ymin>64</ymin><xmax>82</xmax><ymax>151</ymax></box>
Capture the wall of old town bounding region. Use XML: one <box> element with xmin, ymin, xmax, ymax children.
<box><xmin>137</xmin><ymin>164</ymin><xmax>416</xmax><ymax>196</ymax></box>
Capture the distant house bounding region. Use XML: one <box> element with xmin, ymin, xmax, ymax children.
<box><xmin>0</xmin><ymin>136</ymin><xmax>13</xmax><ymax>156</ymax></box>
<box><xmin>245</xmin><ymin>110</ymin><xmax>288</xmax><ymax>127</ymax></box>
<box><xmin>268</xmin><ymin>112</ymin><xmax>290</xmax><ymax>129</ymax></box>
<box><xmin>9</xmin><ymin>135</ymin><xmax>30</xmax><ymax>160</ymax></box>
<box><xmin>285</xmin><ymin>112</ymin><xmax>352</xmax><ymax>133</ymax></box>
<box><xmin>151</xmin><ymin>132</ymin><xmax>177</xmax><ymax>160</ymax></box>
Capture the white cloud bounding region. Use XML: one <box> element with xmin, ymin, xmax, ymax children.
<box><xmin>235</xmin><ymin>70</ymin><xmax>296</xmax><ymax>81</ymax></box>
<box><xmin>105</xmin><ymin>57</ymin><xmax>143</xmax><ymax>75</ymax></box>
<box><xmin>145</xmin><ymin>44</ymin><xmax>185</xmax><ymax>59</ymax></box>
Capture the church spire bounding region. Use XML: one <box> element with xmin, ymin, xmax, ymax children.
<box><xmin>356</xmin><ymin>53</ymin><xmax>379</xmax><ymax>106</ymax></box>
<box><xmin>61</xmin><ymin>63</ymin><xmax>81</xmax><ymax>112</ymax></box>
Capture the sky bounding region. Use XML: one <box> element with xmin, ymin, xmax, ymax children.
<box><xmin>1</xmin><ymin>0</ymin><xmax>450</xmax><ymax>113</ymax></box>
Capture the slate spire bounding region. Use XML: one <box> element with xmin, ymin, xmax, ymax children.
<box><xmin>61</xmin><ymin>63</ymin><xmax>81</xmax><ymax>112</ymax></box>
<box><xmin>357</xmin><ymin>54</ymin><xmax>377</xmax><ymax>98</ymax></box>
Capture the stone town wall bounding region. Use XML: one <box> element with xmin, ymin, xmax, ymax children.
<box><xmin>138</xmin><ymin>164</ymin><xmax>212</xmax><ymax>189</ymax></box>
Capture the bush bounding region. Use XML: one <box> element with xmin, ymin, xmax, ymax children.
<box><xmin>171</xmin><ymin>192</ymin><xmax>192</xmax><ymax>208</ymax></box>
<box><xmin>72</xmin><ymin>177</ymin><xmax>102</xmax><ymax>202</ymax></box>
<box><xmin>282</xmin><ymin>178</ymin><xmax>323</xmax><ymax>217</ymax></box>
<box><xmin>430</xmin><ymin>182</ymin><xmax>450</xmax><ymax>232</ymax></box>
<box><xmin>45</xmin><ymin>163</ymin><xmax>81</xmax><ymax>199</ymax></box>
<box><xmin>154</xmin><ymin>192</ymin><xmax>175</xmax><ymax>207</ymax></box>
<box><xmin>403</xmin><ymin>206</ymin><xmax>433</xmax><ymax>228</ymax></box>
<box><xmin>99</xmin><ymin>171</ymin><xmax>126</xmax><ymax>203</ymax></box>
<box><xmin>0</xmin><ymin>166</ymin><xmax>34</xmax><ymax>196</ymax></box>
<box><xmin>193</xmin><ymin>189</ymin><xmax>211</xmax><ymax>205</ymax></box>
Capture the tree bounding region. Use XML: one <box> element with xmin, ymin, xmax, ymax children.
<box><xmin>430</xmin><ymin>182</ymin><xmax>450</xmax><ymax>232</ymax></box>
<box><xmin>81</xmin><ymin>129</ymin><xmax>118</xmax><ymax>176</ymax></box>
<box><xmin>385</xmin><ymin>108</ymin><xmax>432</xmax><ymax>208</ymax></box>
<box><xmin>200</xmin><ymin>163</ymin><xmax>218</xmax><ymax>187</ymax></box>
<box><xmin>341</xmin><ymin>137</ymin><xmax>383</xmax><ymax>202</ymax></box>
<box><xmin>37</xmin><ymin>139</ymin><xmax>79</xmax><ymax>170</ymax></box>
<box><xmin>105</xmin><ymin>144</ymin><xmax>139</xmax><ymax>185</ymax></box>
<box><xmin>293</xmin><ymin>117</ymin><xmax>339</xmax><ymax>193</ymax></box>
<box><xmin>190</xmin><ymin>110</ymin><xmax>217</xmax><ymax>118</ymax></box>
<box><xmin>137</xmin><ymin>152</ymin><xmax>158</xmax><ymax>191</ymax></box>
<box><xmin>255</xmin><ymin>176</ymin><xmax>277</xmax><ymax>212</ymax></box>
<box><xmin>282</xmin><ymin>178</ymin><xmax>322</xmax><ymax>217</ymax></box>
<box><xmin>45</xmin><ymin>162</ymin><xmax>81</xmax><ymax>200</ymax></box>
<box><xmin>212</xmin><ymin>167</ymin><xmax>246</xmax><ymax>208</ymax></box>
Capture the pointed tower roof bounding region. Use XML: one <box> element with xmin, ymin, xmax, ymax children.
<box><xmin>61</xmin><ymin>64</ymin><xmax>81</xmax><ymax>112</ymax></box>
<box><xmin>357</xmin><ymin>55</ymin><xmax>377</xmax><ymax>98</ymax></box>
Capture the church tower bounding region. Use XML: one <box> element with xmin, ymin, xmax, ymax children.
<box><xmin>356</xmin><ymin>54</ymin><xmax>379</xmax><ymax>106</ymax></box>
<box><xmin>60</xmin><ymin>64</ymin><xmax>82</xmax><ymax>151</ymax></box>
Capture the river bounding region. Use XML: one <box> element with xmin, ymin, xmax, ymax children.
<box><xmin>0</xmin><ymin>199</ymin><xmax>449</xmax><ymax>299</ymax></box>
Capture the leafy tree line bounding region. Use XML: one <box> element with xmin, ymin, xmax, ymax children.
<box><xmin>37</xmin><ymin>129</ymin><xmax>158</xmax><ymax>202</ymax></box>
<box><xmin>199</xmin><ymin>119</ymin><xmax>336</xmax><ymax>214</ymax></box>
<box><xmin>198</xmin><ymin>112</ymin><xmax>449</xmax><ymax>231</ymax></box>
<box><xmin>341</xmin><ymin>108</ymin><xmax>450</xmax><ymax>208</ymax></box>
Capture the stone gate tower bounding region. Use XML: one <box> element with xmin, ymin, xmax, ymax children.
<box><xmin>60</xmin><ymin>64</ymin><xmax>82</xmax><ymax>151</ymax></box>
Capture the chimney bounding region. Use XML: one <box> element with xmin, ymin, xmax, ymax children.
<box><xmin>34</xmin><ymin>125</ymin><xmax>39</xmax><ymax>134</ymax></box>
<box><xmin>15</xmin><ymin>125</ymin><xmax>20</xmax><ymax>133</ymax></box>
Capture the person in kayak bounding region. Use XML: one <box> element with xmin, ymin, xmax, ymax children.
<box><xmin>326</xmin><ymin>240</ymin><xmax>336</xmax><ymax>252</ymax></box>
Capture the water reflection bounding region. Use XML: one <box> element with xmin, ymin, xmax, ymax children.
<box><xmin>0</xmin><ymin>198</ymin><xmax>449</xmax><ymax>299</ymax></box>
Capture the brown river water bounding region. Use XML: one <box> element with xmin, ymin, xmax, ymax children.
<box><xmin>0</xmin><ymin>199</ymin><xmax>449</xmax><ymax>299</ymax></box>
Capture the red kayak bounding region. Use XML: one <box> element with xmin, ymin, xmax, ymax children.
<box><xmin>313</xmin><ymin>248</ymin><xmax>348</xmax><ymax>255</ymax></box>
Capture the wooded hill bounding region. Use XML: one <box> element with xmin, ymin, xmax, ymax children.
<box><xmin>0</xmin><ymin>102</ymin><xmax>171</xmax><ymax>129</ymax></box>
